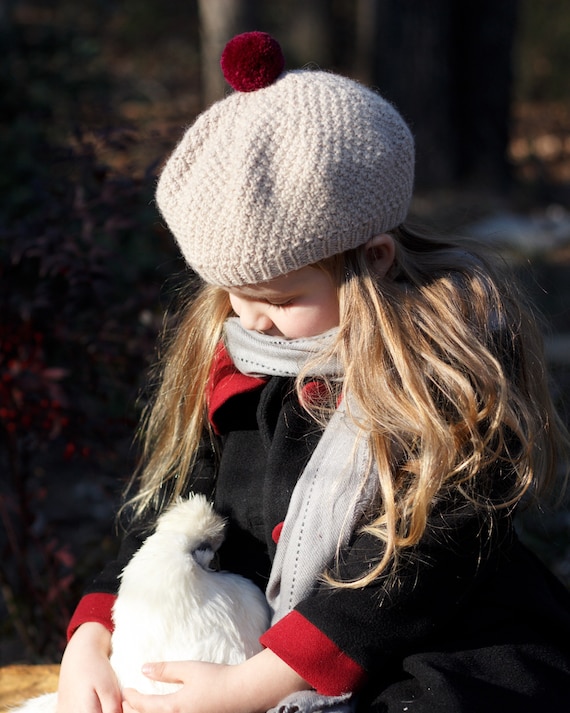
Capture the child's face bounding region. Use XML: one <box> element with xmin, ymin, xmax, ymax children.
<box><xmin>227</xmin><ymin>265</ymin><xmax>339</xmax><ymax>339</ymax></box>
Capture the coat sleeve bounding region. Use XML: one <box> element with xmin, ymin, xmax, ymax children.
<box><xmin>260</xmin><ymin>502</ymin><xmax>513</xmax><ymax>696</ymax></box>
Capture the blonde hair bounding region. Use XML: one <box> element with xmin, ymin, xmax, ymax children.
<box><xmin>328</xmin><ymin>225</ymin><xmax>568</xmax><ymax>586</ymax></box>
<box><xmin>125</xmin><ymin>224</ymin><xmax>569</xmax><ymax>587</ymax></box>
<box><xmin>124</xmin><ymin>282</ymin><xmax>232</xmax><ymax>518</ymax></box>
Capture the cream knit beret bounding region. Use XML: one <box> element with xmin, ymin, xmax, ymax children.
<box><xmin>156</xmin><ymin>32</ymin><xmax>415</xmax><ymax>287</ymax></box>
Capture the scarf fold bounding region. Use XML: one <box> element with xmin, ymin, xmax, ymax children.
<box><xmin>224</xmin><ymin>317</ymin><xmax>341</xmax><ymax>378</ymax></box>
<box><xmin>267</xmin><ymin>691</ymin><xmax>355</xmax><ymax>713</ymax></box>
<box><xmin>224</xmin><ymin>320</ymin><xmax>379</xmax><ymax>713</ymax></box>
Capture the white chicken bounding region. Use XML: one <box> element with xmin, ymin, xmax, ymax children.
<box><xmin>11</xmin><ymin>493</ymin><xmax>271</xmax><ymax>710</ymax></box>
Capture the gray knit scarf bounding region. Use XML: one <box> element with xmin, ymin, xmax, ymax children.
<box><xmin>224</xmin><ymin>317</ymin><xmax>341</xmax><ymax>378</ymax></box>
<box><xmin>224</xmin><ymin>319</ymin><xmax>379</xmax><ymax>713</ymax></box>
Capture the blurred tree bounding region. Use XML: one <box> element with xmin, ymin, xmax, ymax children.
<box><xmin>515</xmin><ymin>0</ymin><xmax>570</xmax><ymax>102</ymax></box>
<box><xmin>354</xmin><ymin>0</ymin><xmax>377</xmax><ymax>84</ymax></box>
<box><xmin>194</xmin><ymin>0</ymin><xmax>520</xmax><ymax>190</ymax></box>
<box><xmin>198</xmin><ymin>0</ymin><xmax>258</xmax><ymax>104</ymax></box>
<box><xmin>360</xmin><ymin>0</ymin><xmax>518</xmax><ymax>190</ymax></box>
<box><xmin>287</xmin><ymin>0</ymin><xmax>333</xmax><ymax>68</ymax></box>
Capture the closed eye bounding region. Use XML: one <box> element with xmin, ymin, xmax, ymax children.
<box><xmin>266</xmin><ymin>299</ymin><xmax>294</xmax><ymax>307</ymax></box>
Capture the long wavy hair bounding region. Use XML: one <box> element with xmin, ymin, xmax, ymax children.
<box><xmin>124</xmin><ymin>224</ymin><xmax>569</xmax><ymax>586</ymax></box>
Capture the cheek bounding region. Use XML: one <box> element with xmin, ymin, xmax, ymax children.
<box><xmin>322</xmin><ymin>301</ymin><xmax>340</xmax><ymax>330</ymax></box>
<box><xmin>290</xmin><ymin>299</ymin><xmax>339</xmax><ymax>338</ymax></box>
<box><xmin>228</xmin><ymin>294</ymin><xmax>240</xmax><ymax>314</ymax></box>
<box><xmin>329</xmin><ymin>294</ymin><xmax>341</xmax><ymax>323</ymax></box>
<box><xmin>317</xmin><ymin>289</ymin><xmax>340</xmax><ymax>329</ymax></box>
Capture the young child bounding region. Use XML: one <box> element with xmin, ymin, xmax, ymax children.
<box><xmin>55</xmin><ymin>32</ymin><xmax>570</xmax><ymax>713</ymax></box>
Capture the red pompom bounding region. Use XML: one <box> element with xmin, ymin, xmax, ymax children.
<box><xmin>221</xmin><ymin>32</ymin><xmax>285</xmax><ymax>92</ymax></box>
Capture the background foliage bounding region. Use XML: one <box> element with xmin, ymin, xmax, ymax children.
<box><xmin>1</xmin><ymin>0</ymin><xmax>569</xmax><ymax>663</ymax></box>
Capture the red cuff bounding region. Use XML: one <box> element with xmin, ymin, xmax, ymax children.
<box><xmin>67</xmin><ymin>592</ymin><xmax>116</xmax><ymax>641</ymax></box>
<box><xmin>260</xmin><ymin>610</ymin><xmax>366</xmax><ymax>696</ymax></box>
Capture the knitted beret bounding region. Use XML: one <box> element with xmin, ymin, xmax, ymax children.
<box><xmin>156</xmin><ymin>32</ymin><xmax>415</xmax><ymax>287</ymax></box>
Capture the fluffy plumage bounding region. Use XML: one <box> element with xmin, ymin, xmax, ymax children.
<box><xmin>11</xmin><ymin>493</ymin><xmax>270</xmax><ymax>710</ymax></box>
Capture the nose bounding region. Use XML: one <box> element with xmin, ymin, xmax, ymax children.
<box><xmin>233</xmin><ymin>298</ymin><xmax>274</xmax><ymax>333</ymax></box>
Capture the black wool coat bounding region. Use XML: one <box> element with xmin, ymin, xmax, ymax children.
<box><xmin>81</xmin><ymin>370</ymin><xmax>570</xmax><ymax>712</ymax></box>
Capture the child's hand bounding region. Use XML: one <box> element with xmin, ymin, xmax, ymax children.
<box><xmin>122</xmin><ymin>649</ymin><xmax>311</xmax><ymax>713</ymax></box>
<box><xmin>56</xmin><ymin>622</ymin><xmax>122</xmax><ymax>713</ymax></box>
<box><xmin>122</xmin><ymin>661</ymin><xmax>234</xmax><ymax>713</ymax></box>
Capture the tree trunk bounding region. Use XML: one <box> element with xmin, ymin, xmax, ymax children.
<box><xmin>451</xmin><ymin>0</ymin><xmax>518</xmax><ymax>190</ymax></box>
<box><xmin>285</xmin><ymin>0</ymin><xmax>333</xmax><ymax>68</ymax></box>
<box><xmin>367</xmin><ymin>0</ymin><xmax>517</xmax><ymax>190</ymax></box>
<box><xmin>197</xmin><ymin>0</ymin><xmax>258</xmax><ymax>107</ymax></box>
<box><xmin>354</xmin><ymin>0</ymin><xmax>378</xmax><ymax>85</ymax></box>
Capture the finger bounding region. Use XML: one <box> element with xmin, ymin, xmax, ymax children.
<box><xmin>99</xmin><ymin>692</ymin><xmax>124</xmax><ymax>713</ymax></box>
<box><xmin>98</xmin><ymin>685</ymin><xmax>124</xmax><ymax>713</ymax></box>
<box><xmin>141</xmin><ymin>661</ymin><xmax>185</xmax><ymax>684</ymax></box>
<box><xmin>122</xmin><ymin>688</ymin><xmax>170</xmax><ymax>713</ymax></box>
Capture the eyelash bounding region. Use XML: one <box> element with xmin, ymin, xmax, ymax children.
<box><xmin>267</xmin><ymin>300</ymin><xmax>293</xmax><ymax>308</ymax></box>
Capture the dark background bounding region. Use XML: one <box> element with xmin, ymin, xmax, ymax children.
<box><xmin>1</xmin><ymin>0</ymin><xmax>569</xmax><ymax>664</ymax></box>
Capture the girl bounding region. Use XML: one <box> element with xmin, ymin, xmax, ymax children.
<box><xmin>56</xmin><ymin>32</ymin><xmax>570</xmax><ymax>713</ymax></box>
